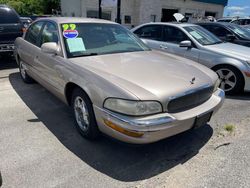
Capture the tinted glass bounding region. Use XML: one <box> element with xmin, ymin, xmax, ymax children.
<box><xmin>134</xmin><ymin>25</ymin><xmax>163</xmax><ymax>41</ymax></box>
<box><xmin>0</xmin><ymin>7</ymin><xmax>20</xmax><ymax>24</ymax></box>
<box><xmin>208</xmin><ymin>25</ymin><xmax>231</xmax><ymax>37</ymax></box>
<box><xmin>25</xmin><ymin>22</ymin><xmax>44</xmax><ymax>46</ymax></box>
<box><xmin>217</xmin><ymin>19</ymin><xmax>232</xmax><ymax>23</ymax></box>
<box><xmin>61</xmin><ymin>23</ymin><xmax>150</xmax><ymax>58</ymax></box>
<box><xmin>231</xmin><ymin>19</ymin><xmax>242</xmax><ymax>25</ymax></box>
<box><xmin>227</xmin><ymin>24</ymin><xmax>250</xmax><ymax>40</ymax></box>
<box><xmin>40</xmin><ymin>22</ymin><xmax>58</xmax><ymax>47</ymax></box>
<box><xmin>163</xmin><ymin>26</ymin><xmax>189</xmax><ymax>43</ymax></box>
<box><xmin>184</xmin><ymin>26</ymin><xmax>222</xmax><ymax>45</ymax></box>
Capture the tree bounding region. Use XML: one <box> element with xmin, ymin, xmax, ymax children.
<box><xmin>0</xmin><ymin>0</ymin><xmax>60</xmax><ymax>15</ymax></box>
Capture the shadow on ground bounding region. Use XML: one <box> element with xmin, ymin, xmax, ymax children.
<box><xmin>9</xmin><ymin>72</ymin><xmax>213</xmax><ymax>182</ymax></box>
<box><xmin>226</xmin><ymin>92</ymin><xmax>250</xmax><ymax>101</ymax></box>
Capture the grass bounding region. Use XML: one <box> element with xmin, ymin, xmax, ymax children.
<box><xmin>224</xmin><ymin>124</ymin><xmax>235</xmax><ymax>133</ymax></box>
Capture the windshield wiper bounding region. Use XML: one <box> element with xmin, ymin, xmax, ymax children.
<box><xmin>72</xmin><ymin>53</ymin><xmax>99</xmax><ymax>58</ymax></box>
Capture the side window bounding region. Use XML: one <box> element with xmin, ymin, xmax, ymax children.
<box><xmin>163</xmin><ymin>26</ymin><xmax>189</xmax><ymax>44</ymax></box>
<box><xmin>39</xmin><ymin>22</ymin><xmax>58</xmax><ymax>47</ymax></box>
<box><xmin>134</xmin><ymin>25</ymin><xmax>163</xmax><ymax>41</ymax></box>
<box><xmin>211</xmin><ymin>26</ymin><xmax>231</xmax><ymax>37</ymax></box>
<box><xmin>25</xmin><ymin>22</ymin><xmax>44</xmax><ymax>46</ymax></box>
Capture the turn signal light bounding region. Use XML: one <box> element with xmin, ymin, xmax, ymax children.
<box><xmin>104</xmin><ymin>119</ymin><xmax>144</xmax><ymax>138</ymax></box>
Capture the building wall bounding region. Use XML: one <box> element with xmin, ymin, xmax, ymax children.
<box><xmin>61</xmin><ymin>0</ymin><xmax>225</xmax><ymax>27</ymax></box>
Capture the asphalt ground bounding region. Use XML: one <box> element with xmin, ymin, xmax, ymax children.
<box><xmin>0</xmin><ymin>57</ymin><xmax>250</xmax><ymax>188</ymax></box>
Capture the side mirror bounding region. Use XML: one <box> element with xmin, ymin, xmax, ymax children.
<box><xmin>226</xmin><ymin>34</ymin><xmax>236</xmax><ymax>41</ymax></box>
<box><xmin>41</xmin><ymin>42</ymin><xmax>60</xmax><ymax>55</ymax></box>
<box><xmin>179</xmin><ymin>40</ymin><xmax>192</xmax><ymax>48</ymax></box>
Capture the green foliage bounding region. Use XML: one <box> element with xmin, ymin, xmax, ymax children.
<box><xmin>0</xmin><ymin>0</ymin><xmax>60</xmax><ymax>15</ymax></box>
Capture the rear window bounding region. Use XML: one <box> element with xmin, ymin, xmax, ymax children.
<box><xmin>0</xmin><ymin>7</ymin><xmax>20</xmax><ymax>24</ymax></box>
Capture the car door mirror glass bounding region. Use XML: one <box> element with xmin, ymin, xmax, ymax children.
<box><xmin>179</xmin><ymin>40</ymin><xmax>192</xmax><ymax>48</ymax></box>
<box><xmin>41</xmin><ymin>42</ymin><xmax>60</xmax><ymax>55</ymax></box>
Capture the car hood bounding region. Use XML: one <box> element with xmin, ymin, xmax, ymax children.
<box><xmin>205</xmin><ymin>42</ymin><xmax>250</xmax><ymax>61</ymax></box>
<box><xmin>70</xmin><ymin>51</ymin><xmax>217</xmax><ymax>101</ymax></box>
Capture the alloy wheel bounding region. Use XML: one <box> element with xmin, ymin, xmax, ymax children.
<box><xmin>216</xmin><ymin>68</ymin><xmax>237</xmax><ymax>92</ymax></box>
<box><xmin>74</xmin><ymin>96</ymin><xmax>90</xmax><ymax>132</ymax></box>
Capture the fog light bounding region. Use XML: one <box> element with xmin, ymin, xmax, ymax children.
<box><xmin>104</xmin><ymin>119</ymin><xmax>144</xmax><ymax>138</ymax></box>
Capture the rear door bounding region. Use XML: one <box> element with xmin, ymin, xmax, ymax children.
<box><xmin>19</xmin><ymin>21</ymin><xmax>45</xmax><ymax>79</ymax></box>
<box><xmin>0</xmin><ymin>7</ymin><xmax>23</xmax><ymax>45</ymax></box>
<box><xmin>133</xmin><ymin>25</ymin><xmax>167</xmax><ymax>50</ymax></box>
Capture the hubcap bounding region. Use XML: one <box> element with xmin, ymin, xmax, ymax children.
<box><xmin>216</xmin><ymin>68</ymin><xmax>237</xmax><ymax>92</ymax></box>
<box><xmin>20</xmin><ymin>62</ymin><xmax>26</xmax><ymax>79</ymax></box>
<box><xmin>74</xmin><ymin>96</ymin><xmax>90</xmax><ymax>131</ymax></box>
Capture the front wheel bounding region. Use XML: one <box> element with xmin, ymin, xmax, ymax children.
<box><xmin>71</xmin><ymin>88</ymin><xmax>100</xmax><ymax>139</ymax></box>
<box><xmin>215</xmin><ymin>65</ymin><xmax>244</xmax><ymax>95</ymax></box>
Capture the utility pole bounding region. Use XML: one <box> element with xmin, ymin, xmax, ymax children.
<box><xmin>99</xmin><ymin>0</ymin><xmax>102</xmax><ymax>19</ymax></box>
<box><xmin>116</xmin><ymin>0</ymin><xmax>121</xmax><ymax>24</ymax></box>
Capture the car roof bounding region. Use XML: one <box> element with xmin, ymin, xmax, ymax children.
<box><xmin>196</xmin><ymin>22</ymin><xmax>238</xmax><ymax>27</ymax></box>
<box><xmin>137</xmin><ymin>22</ymin><xmax>197</xmax><ymax>28</ymax></box>
<box><xmin>36</xmin><ymin>17</ymin><xmax>117</xmax><ymax>25</ymax></box>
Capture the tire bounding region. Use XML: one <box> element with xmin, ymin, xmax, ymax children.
<box><xmin>214</xmin><ymin>65</ymin><xmax>244</xmax><ymax>95</ymax></box>
<box><xmin>71</xmin><ymin>88</ymin><xmax>99</xmax><ymax>139</ymax></box>
<box><xmin>19</xmin><ymin>60</ymin><xmax>34</xmax><ymax>84</ymax></box>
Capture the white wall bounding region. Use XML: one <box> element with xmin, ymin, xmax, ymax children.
<box><xmin>61</xmin><ymin>0</ymin><xmax>225</xmax><ymax>27</ymax></box>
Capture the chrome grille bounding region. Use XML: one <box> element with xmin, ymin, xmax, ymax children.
<box><xmin>167</xmin><ymin>86</ymin><xmax>214</xmax><ymax>113</ymax></box>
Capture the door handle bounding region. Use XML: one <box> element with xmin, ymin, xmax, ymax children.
<box><xmin>160</xmin><ymin>45</ymin><xmax>168</xmax><ymax>49</ymax></box>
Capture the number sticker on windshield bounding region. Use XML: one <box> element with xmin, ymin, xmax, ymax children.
<box><xmin>62</xmin><ymin>24</ymin><xmax>78</xmax><ymax>39</ymax></box>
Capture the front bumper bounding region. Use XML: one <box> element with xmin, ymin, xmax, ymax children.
<box><xmin>244</xmin><ymin>71</ymin><xmax>250</xmax><ymax>92</ymax></box>
<box><xmin>0</xmin><ymin>44</ymin><xmax>15</xmax><ymax>52</ymax></box>
<box><xmin>94</xmin><ymin>89</ymin><xmax>225</xmax><ymax>144</ymax></box>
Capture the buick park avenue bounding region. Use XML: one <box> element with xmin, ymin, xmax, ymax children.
<box><xmin>14</xmin><ymin>18</ymin><xmax>224</xmax><ymax>144</ymax></box>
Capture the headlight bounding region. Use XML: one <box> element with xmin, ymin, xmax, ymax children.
<box><xmin>104</xmin><ymin>98</ymin><xmax>162</xmax><ymax>116</ymax></box>
<box><xmin>213</xmin><ymin>79</ymin><xmax>221</xmax><ymax>92</ymax></box>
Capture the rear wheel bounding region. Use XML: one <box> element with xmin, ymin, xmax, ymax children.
<box><xmin>214</xmin><ymin>65</ymin><xmax>244</xmax><ymax>95</ymax></box>
<box><xmin>19</xmin><ymin>60</ymin><xmax>34</xmax><ymax>83</ymax></box>
<box><xmin>71</xmin><ymin>88</ymin><xmax>99</xmax><ymax>139</ymax></box>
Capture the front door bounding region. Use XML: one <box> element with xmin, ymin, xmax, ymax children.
<box><xmin>36</xmin><ymin>21</ymin><xmax>64</xmax><ymax>93</ymax></box>
<box><xmin>161</xmin><ymin>25</ymin><xmax>200</xmax><ymax>62</ymax></box>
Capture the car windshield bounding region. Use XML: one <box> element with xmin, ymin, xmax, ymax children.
<box><xmin>184</xmin><ymin>26</ymin><xmax>222</xmax><ymax>45</ymax></box>
<box><xmin>227</xmin><ymin>24</ymin><xmax>250</xmax><ymax>40</ymax></box>
<box><xmin>61</xmin><ymin>23</ymin><xmax>150</xmax><ymax>58</ymax></box>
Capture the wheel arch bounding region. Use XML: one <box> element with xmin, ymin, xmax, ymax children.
<box><xmin>64</xmin><ymin>82</ymin><xmax>93</xmax><ymax>106</ymax></box>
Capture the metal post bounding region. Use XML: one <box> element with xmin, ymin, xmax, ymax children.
<box><xmin>117</xmin><ymin>0</ymin><xmax>121</xmax><ymax>24</ymax></box>
<box><xmin>99</xmin><ymin>0</ymin><xmax>102</xmax><ymax>19</ymax></box>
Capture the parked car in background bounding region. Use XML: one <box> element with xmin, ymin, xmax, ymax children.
<box><xmin>14</xmin><ymin>17</ymin><xmax>224</xmax><ymax>144</ymax></box>
<box><xmin>20</xmin><ymin>17</ymin><xmax>33</xmax><ymax>28</ymax></box>
<box><xmin>231</xmin><ymin>18</ymin><xmax>250</xmax><ymax>26</ymax></box>
<box><xmin>217</xmin><ymin>18</ymin><xmax>234</xmax><ymax>23</ymax></box>
<box><xmin>244</xmin><ymin>25</ymin><xmax>250</xmax><ymax>32</ymax></box>
<box><xmin>197</xmin><ymin>22</ymin><xmax>250</xmax><ymax>47</ymax></box>
<box><xmin>132</xmin><ymin>23</ymin><xmax>250</xmax><ymax>94</ymax></box>
<box><xmin>0</xmin><ymin>4</ymin><xmax>23</xmax><ymax>56</ymax></box>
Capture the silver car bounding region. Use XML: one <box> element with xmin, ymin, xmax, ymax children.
<box><xmin>14</xmin><ymin>18</ymin><xmax>224</xmax><ymax>144</ymax></box>
<box><xmin>132</xmin><ymin>23</ymin><xmax>250</xmax><ymax>94</ymax></box>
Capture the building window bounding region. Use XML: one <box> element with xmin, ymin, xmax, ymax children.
<box><xmin>87</xmin><ymin>10</ymin><xmax>111</xmax><ymax>20</ymax></box>
<box><xmin>150</xmin><ymin>15</ymin><xmax>156</xmax><ymax>22</ymax></box>
<box><xmin>124</xmin><ymin>15</ymin><xmax>131</xmax><ymax>24</ymax></box>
